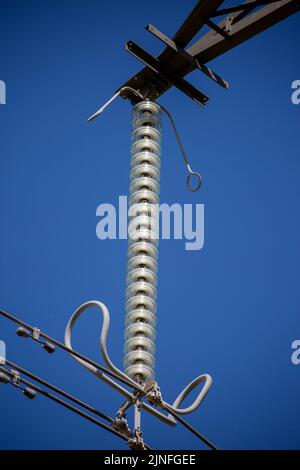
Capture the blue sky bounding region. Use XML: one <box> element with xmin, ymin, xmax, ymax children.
<box><xmin>0</xmin><ymin>0</ymin><xmax>300</xmax><ymax>450</ymax></box>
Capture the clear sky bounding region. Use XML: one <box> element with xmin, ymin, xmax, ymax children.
<box><xmin>0</xmin><ymin>0</ymin><xmax>299</xmax><ymax>450</ymax></box>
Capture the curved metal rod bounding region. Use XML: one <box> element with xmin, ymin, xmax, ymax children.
<box><xmin>64</xmin><ymin>300</ymin><xmax>211</xmax><ymax>426</ymax></box>
<box><xmin>64</xmin><ymin>300</ymin><xmax>176</xmax><ymax>426</ymax></box>
<box><xmin>65</xmin><ymin>300</ymin><xmax>137</xmax><ymax>388</ymax></box>
<box><xmin>158</xmin><ymin>104</ymin><xmax>203</xmax><ymax>192</ymax></box>
<box><xmin>87</xmin><ymin>90</ymin><xmax>202</xmax><ymax>193</ymax></box>
<box><xmin>171</xmin><ymin>374</ymin><xmax>212</xmax><ymax>414</ymax></box>
<box><xmin>165</xmin><ymin>374</ymin><xmax>212</xmax><ymax>425</ymax></box>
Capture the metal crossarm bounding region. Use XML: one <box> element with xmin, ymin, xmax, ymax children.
<box><xmin>203</xmin><ymin>18</ymin><xmax>232</xmax><ymax>39</ymax></box>
<box><xmin>188</xmin><ymin>0</ymin><xmax>300</xmax><ymax>60</ymax></box>
<box><xmin>146</xmin><ymin>24</ymin><xmax>229</xmax><ymax>89</ymax></box>
<box><xmin>209</xmin><ymin>0</ymin><xmax>283</xmax><ymax>17</ymax></box>
<box><xmin>125</xmin><ymin>41</ymin><xmax>209</xmax><ymax>106</ymax></box>
<box><xmin>121</xmin><ymin>0</ymin><xmax>299</xmax><ymax>101</ymax></box>
<box><xmin>167</xmin><ymin>0</ymin><xmax>226</xmax><ymax>48</ymax></box>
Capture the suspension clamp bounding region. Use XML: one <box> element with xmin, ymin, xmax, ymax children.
<box><xmin>127</xmin><ymin>429</ymin><xmax>146</xmax><ymax>450</ymax></box>
<box><xmin>113</xmin><ymin>396</ymin><xmax>140</xmax><ymax>439</ymax></box>
<box><xmin>144</xmin><ymin>381</ymin><xmax>163</xmax><ymax>407</ymax></box>
<box><xmin>112</xmin><ymin>415</ymin><xmax>132</xmax><ymax>439</ymax></box>
<box><xmin>32</xmin><ymin>327</ymin><xmax>41</xmax><ymax>340</ymax></box>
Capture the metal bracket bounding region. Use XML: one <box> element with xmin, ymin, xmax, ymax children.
<box><xmin>144</xmin><ymin>381</ymin><xmax>163</xmax><ymax>407</ymax></box>
<box><xmin>112</xmin><ymin>416</ymin><xmax>132</xmax><ymax>439</ymax></box>
<box><xmin>32</xmin><ymin>327</ymin><xmax>40</xmax><ymax>340</ymax></box>
<box><xmin>114</xmin><ymin>391</ymin><xmax>143</xmax><ymax>439</ymax></box>
<box><xmin>116</xmin><ymin>393</ymin><xmax>140</xmax><ymax>419</ymax></box>
<box><xmin>146</xmin><ymin>24</ymin><xmax>229</xmax><ymax>90</ymax></box>
<box><xmin>204</xmin><ymin>18</ymin><xmax>232</xmax><ymax>40</ymax></box>
<box><xmin>0</xmin><ymin>340</ymin><xmax>6</xmax><ymax>365</ymax></box>
<box><xmin>127</xmin><ymin>429</ymin><xmax>146</xmax><ymax>450</ymax></box>
<box><xmin>9</xmin><ymin>369</ymin><xmax>20</xmax><ymax>385</ymax></box>
<box><xmin>225</xmin><ymin>16</ymin><xmax>234</xmax><ymax>33</ymax></box>
<box><xmin>125</xmin><ymin>41</ymin><xmax>209</xmax><ymax>107</ymax></box>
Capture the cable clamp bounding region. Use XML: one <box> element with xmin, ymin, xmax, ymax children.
<box><xmin>9</xmin><ymin>369</ymin><xmax>20</xmax><ymax>385</ymax></box>
<box><xmin>0</xmin><ymin>340</ymin><xmax>6</xmax><ymax>365</ymax></box>
<box><xmin>225</xmin><ymin>16</ymin><xmax>234</xmax><ymax>33</ymax></box>
<box><xmin>144</xmin><ymin>381</ymin><xmax>163</xmax><ymax>407</ymax></box>
<box><xmin>127</xmin><ymin>429</ymin><xmax>146</xmax><ymax>450</ymax></box>
<box><xmin>112</xmin><ymin>415</ymin><xmax>132</xmax><ymax>439</ymax></box>
<box><xmin>32</xmin><ymin>327</ymin><xmax>40</xmax><ymax>340</ymax></box>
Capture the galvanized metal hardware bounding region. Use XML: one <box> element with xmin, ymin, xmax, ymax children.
<box><xmin>16</xmin><ymin>325</ymin><xmax>55</xmax><ymax>354</ymax></box>
<box><xmin>0</xmin><ymin>340</ymin><xmax>6</xmax><ymax>365</ymax></box>
<box><xmin>88</xmin><ymin>95</ymin><xmax>203</xmax><ymax>193</ymax></box>
<box><xmin>16</xmin><ymin>327</ymin><xmax>30</xmax><ymax>338</ymax></box>
<box><xmin>112</xmin><ymin>415</ymin><xmax>132</xmax><ymax>439</ymax></box>
<box><xmin>144</xmin><ymin>381</ymin><xmax>163</xmax><ymax>408</ymax></box>
<box><xmin>0</xmin><ymin>367</ymin><xmax>35</xmax><ymax>400</ymax></box>
<box><xmin>87</xmin><ymin>87</ymin><xmax>144</xmax><ymax>122</ymax></box>
<box><xmin>158</xmin><ymin>104</ymin><xmax>203</xmax><ymax>193</ymax></box>
<box><xmin>10</xmin><ymin>369</ymin><xmax>20</xmax><ymax>385</ymax></box>
<box><xmin>225</xmin><ymin>15</ymin><xmax>234</xmax><ymax>32</ymax></box>
<box><xmin>128</xmin><ymin>429</ymin><xmax>146</xmax><ymax>450</ymax></box>
<box><xmin>32</xmin><ymin>327</ymin><xmax>40</xmax><ymax>340</ymax></box>
<box><xmin>0</xmin><ymin>371</ymin><xmax>10</xmax><ymax>383</ymax></box>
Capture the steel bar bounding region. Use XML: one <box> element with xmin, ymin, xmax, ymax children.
<box><xmin>209</xmin><ymin>0</ymin><xmax>282</xmax><ymax>17</ymax></box>
<box><xmin>126</xmin><ymin>41</ymin><xmax>209</xmax><ymax>106</ymax></box>
<box><xmin>203</xmin><ymin>18</ymin><xmax>232</xmax><ymax>40</ymax></box>
<box><xmin>171</xmin><ymin>0</ymin><xmax>226</xmax><ymax>48</ymax></box>
<box><xmin>232</xmin><ymin>4</ymin><xmax>259</xmax><ymax>24</ymax></box>
<box><xmin>188</xmin><ymin>0</ymin><xmax>300</xmax><ymax>59</ymax></box>
<box><xmin>146</xmin><ymin>24</ymin><xmax>229</xmax><ymax>89</ymax></box>
<box><xmin>122</xmin><ymin>0</ymin><xmax>225</xmax><ymax>98</ymax></box>
<box><xmin>122</xmin><ymin>0</ymin><xmax>299</xmax><ymax>100</ymax></box>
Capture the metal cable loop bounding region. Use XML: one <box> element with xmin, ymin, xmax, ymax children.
<box><xmin>63</xmin><ymin>300</ymin><xmax>212</xmax><ymax>424</ymax></box>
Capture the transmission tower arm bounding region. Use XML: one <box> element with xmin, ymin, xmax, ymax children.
<box><xmin>121</xmin><ymin>0</ymin><xmax>299</xmax><ymax>101</ymax></box>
